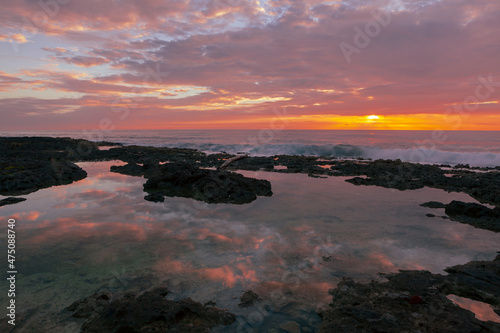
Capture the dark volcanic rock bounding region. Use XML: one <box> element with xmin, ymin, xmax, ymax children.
<box><xmin>104</xmin><ymin>145</ymin><xmax>206</xmax><ymax>166</ymax></box>
<box><xmin>423</xmin><ymin>200</ymin><xmax>500</xmax><ymax>232</ymax></box>
<box><xmin>319</xmin><ymin>255</ymin><xmax>500</xmax><ymax>333</ymax></box>
<box><xmin>421</xmin><ymin>201</ymin><xmax>446</xmax><ymax>209</ymax></box>
<box><xmin>66</xmin><ymin>287</ymin><xmax>235</xmax><ymax>333</ymax></box>
<box><xmin>0</xmin><ymin>197</ymin><xmax>26</xmax><ymax>207</ymax></box>
<box><xmin>110</xmin><ymin>163</ymin><xmax>146</xmax><ymax>177</ymax></box>
<box><xmin>0</xmin><ymin>137</ymin><xmax>94</xmax><ymax>197</ymax></box>
<box><xmin>340</xmin><ymin>159</ymin><xmax>446</xmax><ymax>191</ymax></box>
<box><xmin>446</xmin><ymin>200</ymin><xmax>500</xmax><ymax>219</ymax></box>
<box><xmin>144</xmin><ymin>193</ymin><xmax>165</xmax><ymax>203</ymax></box>
<box><xmin>238</xmin><ymin>290</ymin><xmax>260</xmax><ymax>307</ymax></box>
<box><xmin>141</xmin><ymin>163</ymin><xmax>272</xmax><ymax>204</ymax></box>
<box><xmin>442</xmin><ymin>255</ymin><xmax>500</xmax><ymax>315</ymax></box>
<box><xmin>333</xmin><ymin>159</ymin><xmax>500</xmax><ymax>207</ymax></box>
<box><xmin>0</xmin><ymin>160</ymin><xmax>87</xmax><ymax>196</ymax></box>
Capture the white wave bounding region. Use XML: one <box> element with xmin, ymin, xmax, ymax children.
<box><xmin>159</xmin><ymin>143</ymin><xmax>500</xmax><ymax>167</ymax></box>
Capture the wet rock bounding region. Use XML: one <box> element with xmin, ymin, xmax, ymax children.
<box><xmin>0</xmin><ymin>137</ymin><xmax>94</xmax><ymax>197</ymax></box>
<box><xmin>142</xmin><ymin>163</ymin><xmax>272</xmax><ymax>204</ymax></box>
<box><xmin>424</xmin><ymin>200</ymin><xmax>500</xmax><ymax>232</ymax></box>
<box><xmin>226</xmin><ymin>156</ymin><xmax>275</xmax><ymax>171</ymax></box>
<box><xmin>110</xmin><ymin>163</ymin><xmax>145</xmax><ymax>177</ymax></box>
<box><xmin>66</xmin><ymin>292</ymin><xmax>112</xmax><ymax>319</ymax></box>
<box><xmin>446</xmin><ymin>200</ymin><xmax>500</xmax><ymax>219</ymax></box>
<box><xmin>238</xmin><ymin>290</ymin><xmax>260</xmax><ymax>307</ymax></box>
<box><xmin>421</xmin><ymin>201</ymin><xmax>446</xmax><ymax>209</ymax></box>
<box><xmin>441</xmin><ymin>255</ymin><xmax>500</xmax><ymax>315</ymax></box>
<box><xmin>333</xmin><ymin>159</ymin><xmax>500</xmax><ymax>207</ymax></box>
<box><xmin>0</xmin><ymin>160</ymin><xmax>87</xmax><ymax>196</ymax></box>
<box><xmin>319</xmin><ymin>256</ymin><xmax>500</xmax><ymax>333</ymax></box>
<box><xmin>94</xmin><ymin>141</ymin><xmax>123</xmax><ymax>147</ymax></box>
<box><xmin>144</xmin><ymin>193</ymin><xmax>165</xmax><ymax>203</ymax></box>
<box><xmin>0</xmin><ymin>197</ymin><xmax>26</xmax><ymax>207</ymax></box>
<box><xmin>67</xmin><ymin>287</ymin><xmax>235</xmax><ymax>333</ymax></box>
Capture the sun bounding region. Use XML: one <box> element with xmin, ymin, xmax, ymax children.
<box><xmin>366</xmin><ymin>115</ymin><xmax>380</xmax><ymax>120</ymax></box>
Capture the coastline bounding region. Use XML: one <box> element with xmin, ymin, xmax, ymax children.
<box><xmin>1</xmin><ymin>136</ymin><xmax>499</xmax><ymax>332</ymax></box>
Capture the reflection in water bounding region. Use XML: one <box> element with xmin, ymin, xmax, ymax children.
<box><xmin>1</xmin><ymin>160</ymin><xmax>499</xmax><ymax>331</ymax></box>
<box><xmin>448</xmin><ymin>295</ymin><xmax>500</xmax><ymax>323</ymax></box>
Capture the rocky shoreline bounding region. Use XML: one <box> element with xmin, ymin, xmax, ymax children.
<box><xmin>1</xmin><ymin>136</ymin><xmax>499</xmax><ymax>332</ymax></box>
<box><xmin>319</xmin><ymin>255</ymin><xmax>500</xmax><ymax>332</ymax></box>
<box><xmin>21</xmin><ymin>255</ymin><xmax>498</xmax><ymax>333</ymax></box>
<box><xmin>1</xmin><ymin>137</ymin><xmax>498</xmax><ymax>231</ymax></box>
<box><xmin>65</xmin><ymin>287</ymin><xmax>236</xmax><ymax>332</ymax></box>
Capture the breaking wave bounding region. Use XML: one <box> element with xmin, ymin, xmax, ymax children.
<box><xmin>162</xmin><ymin>143</ymin><xmax>500</xmax><ymax>167</ymax></box>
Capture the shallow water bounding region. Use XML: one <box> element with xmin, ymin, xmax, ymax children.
<box><xmin>1</xmin><ymin>161</ymin><xmax>499</xmax><ymax>331</ymax></box>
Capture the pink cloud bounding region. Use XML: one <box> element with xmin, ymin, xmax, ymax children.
<box><xmin>1</xmin><ymin>0</ymin><xmax>499</xmax><ymax>129</ymax></box>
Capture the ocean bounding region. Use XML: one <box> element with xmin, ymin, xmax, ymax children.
<box><xmin>1</xmin><ymin>130</ymin><xmax>500</xmax><ymax>331</ymax></box>
<box><xmin>2</xmin><ymin>129</ymin><xmax>500</xmax><ymax>167</ymax></box>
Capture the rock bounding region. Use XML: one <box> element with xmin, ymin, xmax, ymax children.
<box><xmin>142</xmin><ymin>163</ymin><xmax>272</xmax><ymax>204</ymax></box>
<box><xmin>94</xmin><ymin>141</ymin><xmax>123</xmax><ymax>146</ymax></box>
<box><xmin>0</xmin><ymin>197</ymin><xmax>26</xmax><ymax>207</ymax></box>
<box><xmin>238</xmin><ymin>290</ymin><xmax>260</xmax><ymax>307</ymax></box>
<box><xmin>66</xmin><ymin>287</ymin><xmax>235</xmax><ymax>332</ymax></box>
<box><xmin>426</xmin><ymin>213</ymin><xmax>436</xmax><ymax>217</ymax></box>
<box><xmin>0</xmin><ymin>137</ymin><xmax>94</xmax><ymax>198</ymax></box>
<box><xmin>446</xmin><ymin>200</ymin><xmax>500</xmax><ymax>218</ymax></box>
<box><xmin>319</xmin><ymin>255</ymin><xmax>500</xmax><ymax>333</ymax></box>
<box><xmin>66</xmin><ymin>292</ymin><xmax>112</xmax><ymax>319</ymax></box>
<box><xmin>331</xmin><ymin>159</ymin><xmax>500</xmax><ymax>207</ymax></box>
<box><xmin>0</xmin><ymin>160</ymin><xmax>87</xmax><ymax>196</ymax></box>
<box><xmin>110</xmin><ymin>163</ymin><xmax>145</xmax><ymax>177</ymax></box>
<box><xmin>144</xmin><ymin>193</ymin><xmax>165</xmax><ymax>202</ymax></box>
<box><xmin>421</xmin><ymin>201</ymin><xmax>446</xmax><ymax>209</ymax></box>
<box><xmin>441</xmin><ymin>255</ymin><xmax>500</xmax><ymax>314</ymax></box>
<box><xmin>422</xmin><ymin>200</ymin><xmax>500</xmax><ymax>232</ymax></box>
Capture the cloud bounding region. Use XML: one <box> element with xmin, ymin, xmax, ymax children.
<box><xmin>1</xmin><ymin>0</ymin><xmax>499</xmax><ymax>129</ymax></box>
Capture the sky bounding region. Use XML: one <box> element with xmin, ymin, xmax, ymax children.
<box><xmin>0</xmin><ymin>0</ymin><xmax>499</xmax><ymax>131</ymax></box>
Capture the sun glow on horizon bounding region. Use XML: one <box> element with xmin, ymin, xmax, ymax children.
<box><xmin>366</xmin><ymin>115</ymin><xmax>381</xmax><ymax>120</ymax></box>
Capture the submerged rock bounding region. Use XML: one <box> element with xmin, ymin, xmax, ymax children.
<box><xmin>238</xmin><ymin>290</ymin><xmax>260</xmax><ymax>307</ymax></box>
<box><xmin>66</xmin><ymin>287</ymin><xmax>235</xmax><ymax>332</ymax></box>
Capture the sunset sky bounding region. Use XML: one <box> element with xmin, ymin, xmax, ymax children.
<box><xmin>1</xmin><ymin>0</ymin><xmax>499</xmax><ymax>130</ymax></box>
